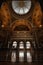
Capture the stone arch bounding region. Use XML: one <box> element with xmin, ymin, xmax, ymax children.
<box><xmin>10</xmin><ymin>19</ymin><xmax>32</xmax><ymax>31</ymax></box>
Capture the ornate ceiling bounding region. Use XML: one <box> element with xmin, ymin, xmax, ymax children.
<box><xmin>0</xmin><ymin>0</ymin><xmax>42</xmax><ymax>31</ymax></box>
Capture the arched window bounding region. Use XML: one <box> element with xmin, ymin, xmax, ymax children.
<box><xmin>12</xmin><ymin>0</ymin><xmax>31</xmax><ymax>15</ymax></box>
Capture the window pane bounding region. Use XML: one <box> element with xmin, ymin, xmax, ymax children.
<box><xmin>26</xmin><ymin>41</ymin><xmax>31</xmax><ymax>49</ymax></box>
<box><xmin>11</xmin><ymin>52</ymin><xmax>16</xmax><ymax>62</ymax></box>
<box><xmin>12</xmin><ymin>41</ymin><xmax>17</xmax><ymax>48</ymax></box>
<box><xmin>27</xmin><ymin>51</ymin><xmax>32</xmax><ymax>62</ymax></box>
<box><xmin>12</xmin><ymin>0</ymin><xmax>31</xmax><ymax>15</ymax></box>
<box><xmin>19</xmin><ymin>41</ymin><xmax>24</xmax><ymax>49</ymax></box>
<box><xmin>19</xmin><ymin>51</ymin><xmax>24</xmax><ymax>62</ymax></box>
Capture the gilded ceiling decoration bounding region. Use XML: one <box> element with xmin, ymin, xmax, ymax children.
<box><xmin>0</xmin><ymin>2</ymin><xmax>11</xmax><ymax>28</ymax></box>
<box><xmin>0</xmin><ymin>0</ymin><xmax>42</xmax><ymax>30</ymax></box>
<box><xmin>10</xmin><ymin>19</ymin><xmax>32</xmax><ymax>31</ymax></box>
<box><xmin>32</xmin><ymin>2</ymin><xmax>42</xmax><ymax>27</ymax></box>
